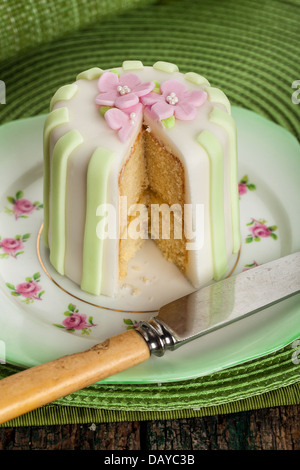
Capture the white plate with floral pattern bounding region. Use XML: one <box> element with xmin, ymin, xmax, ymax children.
<box><xmin>0</xmin><ymin>107</ymin><xmax>299</xmax><ymax>383</ymax></box>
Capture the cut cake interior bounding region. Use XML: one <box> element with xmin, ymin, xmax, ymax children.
<box><xmin>118</xmin><ymin>127</ymin><xmax>187</xmax><ymax>279</ymax></box>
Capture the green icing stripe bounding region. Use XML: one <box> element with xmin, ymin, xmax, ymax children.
<box><xmin>50</xmin><ymin>130</ymin><xmax>83</xmax><ymax>275</ymax></box>
<box><xmin>153</xmin><ymin>61</ymin><xmax>179</xmax><ymax>73</ymax></box>
<box><xmin>196</xmin><ymin>130</ymin><xmax>227</xmax><ymax>280</ymax></box>
<box><xmin>43</xmin><ymin>107</ymin><xmax>69</xmax><ymax>247</ymax></box>
<box><xmin>50</xmin><ymin>83</ymin><xmax>78</xmax><ymax>111</ymax></box>
<box><xmin>76</xmin><ymin>67</ymin><xmax>103</xmax><ymax>80</ymax></box>
<box><xmin>185</xmin><ymin>72</ymin><xmax>210</xmax><ymax>87</ymax></box>
<box><xmin>122</xmin><ymin>60</ymin><xmax>143</xmax><ymax>71</ymax></box>
<box><xmin>205</xmin><ymin>87</ymin><xmax>231</xmax><ymax>115</ymax></box>
<box><xmin>81</xmin><ymin>147</ymin><xmax>116</xmax><ymax>295</ymax></box>
<box><xmin>209</xmin><ymin>107</ymin><xmax>241</xmax><ymax>253</ymax></box>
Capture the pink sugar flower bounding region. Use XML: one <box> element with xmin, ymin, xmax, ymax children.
<box><xmin>104</xmin><ymin>102</ymin><xmax>143</xmax><ymax>142</ymax></box>
<box><xmin>96</xmin><ymin>72</ymin><xmax>155</xmax><ymax>110</ymax></box>
<box><xmin>141</xmin><ymin>79</ymin><xmax>207</xmax><ymax>121</ymax></box>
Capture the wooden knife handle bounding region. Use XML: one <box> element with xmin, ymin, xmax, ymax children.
<box><xmin>0</xmin><ymin>329</ymin><xmax>150</xmax><ymax>425</ymax></box>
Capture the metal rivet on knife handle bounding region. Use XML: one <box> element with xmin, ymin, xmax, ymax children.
<box><xmin>136</xmin><ymin>318</ymin><xmax>178</xmax><ymax>356</ymax></box>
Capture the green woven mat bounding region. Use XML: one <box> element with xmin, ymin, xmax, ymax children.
<box><xmin>0</xmin><ymin>0</ymin><xmax>157</xmax><ymax>62</ymax></box>
<box><xmin>0</xmin><ymin>342</ymin><xmax>300</xmax><ymax>426</ymax></box>
<box><xmin>0</xmin><ymin>0</ymin><xmax>300</xmax><ymax>426</ymax></box>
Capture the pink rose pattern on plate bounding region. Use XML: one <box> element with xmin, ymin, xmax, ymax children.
<box><xmin>2</xmin><ymin>188</ymin><xmax>44</xmax><ymax>300</ymax></box>
<box><xmin>6</xmin><ymin>272</ymin><xmax>44</xmax><ymax>304</ymax></box>
<box><xmin>243</xmin><ymin>261</ymin><xmax>260</xmax><ymax>271</ymax></box>
<box><xmin>0</xmin><ymin>233</ymin><xmax>30</xmax><ymax>259</ymax></box>
<box><xmin>123</xmin><ymin>318</ymin><xmax>139</xmax><ymax>330</ymax></box>
<box><xmin>53</xmin><ymin>304</ymin><xmax>97</xmax><ymax>336</ymax></box>
<box><xmin>237</xmin><ymin>175</ymin><xmax>278</xmax><ymax>268</ymax></box>
<box><xmin>246</xmin><ymin>218</ymin><xmax>278</xmax><ymax>243</ymax></box>
<box><xmin>5</xmin><ymin>190</ymin><xmax>43</xmax><ymax>220</ymax></box>
<box><xmin>238</xmin><ymin>175</ymin><xmax>256</xmax><ymax>197</ymax></box>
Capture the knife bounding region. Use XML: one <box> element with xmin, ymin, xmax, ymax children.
<box><xmin>0</xmin><ymin>251</ymin><xmax>299</xmax><ymax>424</ymax></box>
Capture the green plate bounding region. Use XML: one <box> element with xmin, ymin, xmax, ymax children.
<box><xmin>0</xmin><ymin>107</ymin><xmax>299</xmax><ymax>383</ymax></box>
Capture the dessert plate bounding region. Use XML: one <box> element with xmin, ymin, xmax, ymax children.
<box><xmin>0</xmin><ymin>107</ymin><xmax>299</xmax><ymax>384</ymax></box>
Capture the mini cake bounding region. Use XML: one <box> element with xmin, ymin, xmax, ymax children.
<box><xmin>43</xmin><ymin>60</ymin><xmax>240</xmax><ymax>297</ymax></box>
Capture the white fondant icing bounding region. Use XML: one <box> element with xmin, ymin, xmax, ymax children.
<box><xmin>46</xmin><ymin>65</ymin><xmax>238</xmax><ymax>296</ymax></box>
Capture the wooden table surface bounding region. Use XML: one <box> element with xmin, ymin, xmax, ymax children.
<box><xmin>0</xmin><ymin>405</ymin><xmax>299</xmax><ymax>450</ymax></box>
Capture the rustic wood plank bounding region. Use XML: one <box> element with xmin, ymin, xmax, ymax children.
<box><xmin>0</xmin><ymin>421</ymin><xmax>141</xmax><ymax>450</ymax></box>
<box><xmin>145</xmin><ymin>406</ymin><xmax>300</xmax><ymax>450</ymax></box>
<box><xmin>0</xmin><ymin>406</ymin><xmax>299</xmax><ymax>450</ymax></box>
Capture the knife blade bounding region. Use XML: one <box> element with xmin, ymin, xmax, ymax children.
<box><xmin>137</xmin><ymin>251</ymin><xmax>300</xmax><ymax>356</ymax></box>
<box><xmin>0</xmin><ymin>251</ymin><xmax>299</xmax><ymax>424</ymax></box>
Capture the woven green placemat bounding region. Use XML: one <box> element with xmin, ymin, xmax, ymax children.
<box><xmin>0</xmin><ymin>0</ymin><xmax>299</xmax><ymax>426</ymax></box>
<box><xmin>0</xmin><ymin>340</ymin><xmax>300</xmax><ymax>426</ymax></box>
<box><xmin>0</xmin><ymin>0</ymin><xmax>158</xmax><ymax>62</ymax></box>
